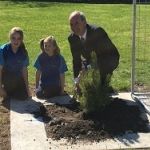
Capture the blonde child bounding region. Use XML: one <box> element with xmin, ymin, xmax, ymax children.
<box><xmin>34</xmin><ymin>36</ymin><xmax>68</xmax><ymax>99</ymax></box>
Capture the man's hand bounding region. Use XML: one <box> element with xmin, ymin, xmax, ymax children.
<box><xmin>74</xmin><ymin>83</ymin><xmax>82</xmax><ymax>96</ymax></box>
<box><xmin>73</xmin><ymin>63</ymin><xmax>92</xmax><ymax>96</ymax></box>
<box><xmin>0</xmin><ymin>87</ymin><xmax>7</xmax><ymax>98</ymax></box>
<box><xmin>74</xmin><ymin>77</ymin><xmax>80</xmax><ymax>94</ymax></box>
<box><xmin>35</xmin><ymin>86</ymin><xmax>41</xmax><ymax>94</ymax></box>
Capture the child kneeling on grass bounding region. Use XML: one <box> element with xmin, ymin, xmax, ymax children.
<box><xmin>34</xmin><ymin>36</ymin><xmax>68</xmax><ymax>99</ymax></box>
<box><xmin>0</xmin><ymin>27</ymin><xmax>30</xmax><ymax>100</ymax></box>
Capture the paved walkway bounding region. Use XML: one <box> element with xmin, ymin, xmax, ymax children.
<box><xmin>10</xmin><ymin>98</ymin><xmax>49</xmax><ymax>150</ymax></box>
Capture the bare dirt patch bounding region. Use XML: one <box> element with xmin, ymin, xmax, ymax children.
<box><xmin>41</xmin><ymin>98</ymin><xmax>150</xmax><ymax>143</ymax></box>
<box><xmin>0</xmin><ymin>98</ymin><xmax>10</xmax><ymax>150</ymax></box>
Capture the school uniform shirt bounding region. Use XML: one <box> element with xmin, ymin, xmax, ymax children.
<box><xmin>0</xmin><ymin>43</ymin><xmax>29</xmax><ymax>77</ymax></box>
<box><xmin>34</xmin><ymin>52</ymin><xmax>68</xmax><ymax>88</ymax></box>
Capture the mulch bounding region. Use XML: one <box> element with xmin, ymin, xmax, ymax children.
<box><xmin>38</xmin><ymin>98</ymin><xmax>150</xmax><ymax>143</ymax></box>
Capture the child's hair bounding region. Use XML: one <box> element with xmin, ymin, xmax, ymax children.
<box><xmin>43</xmin><ymin>36</ymin><xmax>60</xmax><ymax>55</ymax></box>
<box><xmin>9</xmin><ymin>27</ymin><xmax>24</xmax><ymax>39</ymax></box>
<box><xmin>9</xmin><ymin>27</ymin><xmax>28</xmax><ymax>56</ymax></box>
<box><xmin>39</xmin><ymin>38</ymin><xmax>44</xmax><ymax>52</ymax></box>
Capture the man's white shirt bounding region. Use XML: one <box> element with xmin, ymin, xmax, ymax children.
<box><xmin>79</xmin><ymin>29</ymin><xmax>87</xmax><ymax>41</ymax></box>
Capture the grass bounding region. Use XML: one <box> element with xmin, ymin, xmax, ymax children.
<box><xmin>0</xmin><ymin>1</ymin><xmax>150</xmax><ymax>92</ymax></box>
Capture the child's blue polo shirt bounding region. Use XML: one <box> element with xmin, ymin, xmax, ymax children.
<box><xmin>34</xmin><ymin>52</ymin><xmax>68</xmax><ymax>88</ymax></box>
<box><xmin>0</xmin><ymin>43</ymin><xmax>29</xmax><ymax>76</ymax></box>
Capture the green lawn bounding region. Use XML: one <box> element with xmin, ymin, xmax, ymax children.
<box><xmin>0</xmin><ymin>1</ymin><xmax>149</xmax><ymax>92</ymax></box>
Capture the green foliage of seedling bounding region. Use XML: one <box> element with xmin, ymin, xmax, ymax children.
<box><xmin>79</xmin><ymin>52</ymin><xmax>112</xmax><ymax>113</ymax></box>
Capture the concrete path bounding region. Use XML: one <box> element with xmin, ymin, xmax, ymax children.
<box><xmin>10</xmin><ymin>93</ymin><xmax>150</xmax><ymax>150</ymax></box>
<box><xmin>10</xmin><ymin>98</ymin><xmax>49</xmax><ymax>150</ymax></box>
<box><xmin>47</xmin><ymin>132</ymin><xmax>150</xmax><ymax>150</ymax></box>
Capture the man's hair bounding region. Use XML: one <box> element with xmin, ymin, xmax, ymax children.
<box><xmin>79</xmin><ymin>11</ymin><xmax>86</xmax><ymax>22</ymax></box>
<box><xmin>69</xmin><ymin>11</ymin><xmax>86</xmax><ymax>22</ymax></box>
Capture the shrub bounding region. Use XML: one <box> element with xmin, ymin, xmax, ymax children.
<box><xmin>79</xmin><ymin>52</ymin><xmax>112</xmax><ymax>113</ymax></box>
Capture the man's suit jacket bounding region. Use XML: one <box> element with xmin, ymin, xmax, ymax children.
<box><xmin>68</xmin><ymin>24</ymin><xmax>120</xmax><ymax>78</ymax></box>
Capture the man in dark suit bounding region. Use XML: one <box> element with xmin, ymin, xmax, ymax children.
<box><xmin>68</xmin><ymin>11</ymin><xmax>120</xmax><ymax>92</ymax></box>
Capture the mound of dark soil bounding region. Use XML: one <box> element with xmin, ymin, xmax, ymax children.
<box><xmin>38</xmin><ymin>98</ymin><xmax>149</xmax><ymax>142</ymax></box>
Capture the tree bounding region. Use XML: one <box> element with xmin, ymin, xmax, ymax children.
<box><xmin>78</xmin><ymin>52</ymin><xmax>112</xmax><ymax>113</ymax></box>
